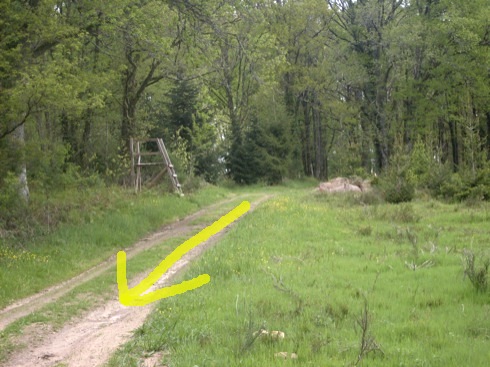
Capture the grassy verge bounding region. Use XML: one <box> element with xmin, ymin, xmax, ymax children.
<box><xmin>0</xmin><ymin>184</ymin><xmax>232</xmax><ymax>310</ymax></box>
<box><xmin>108</xmin><ymin>190</ymin><xmax>490</xmax><ymax>366</ymax></box>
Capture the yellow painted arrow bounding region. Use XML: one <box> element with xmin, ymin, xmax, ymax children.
<box><xmin>117</xmin><ymin>200</ymin><xmax>251</xmax><ymax>306</ymax></box>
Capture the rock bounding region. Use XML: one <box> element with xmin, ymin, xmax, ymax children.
<box><xmin>253</xmin><ymin>329</ymin><xmax>285</xmax><ymax>340</ymax></box>
<box><xmin>274</xmin><ymin>352</ymin><xmax>298</xmax><ymax>359</ymax></box>
<box><xmin>317</xmin><ymin>177</ymin><xmax>369</xmax><ymax>193</ymax></box>
<box><xmin>252</xmin><ymin>329</ymin><xmax>269</xmax><ymax>338</ymax></box>
<box><xmin>270</xmin><ymin>330</ymin><xmax>285</xmax><ymax>339</ymax></box>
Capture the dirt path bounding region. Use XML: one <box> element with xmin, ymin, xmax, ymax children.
<box><xmin>0</xmin><ymin>195</ymin><xmax>243</xmax><ymax>331</ymax></box>
<box><xmin>1</xmin><ymin>194</ymin><xmax>271</xmax><ymax>367</ymax></box>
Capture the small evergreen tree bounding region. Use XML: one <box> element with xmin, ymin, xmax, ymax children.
<box><xmin>167</xmin><ymin>75</ymin><xmax>202</xmax><ymax>143</ymax></box>
<box><xmin>227</xmin><ymin>117</ymin><xmax>291</xmax><ymax>185</ymax></box>
<box><xmin>227</xmin><ymin>121</ymin><xmax>259</xmax><ymax>185</ymax></box>
<box><xmin>379</xmin><ymin>139</ymin><xmax>415</xmax><ymax>203</ymax></box>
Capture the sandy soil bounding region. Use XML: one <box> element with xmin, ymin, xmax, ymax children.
<box><xmin>1</xmin><ymin>195</ymin><xmax>270</xmax><ymax>367</ymax></box>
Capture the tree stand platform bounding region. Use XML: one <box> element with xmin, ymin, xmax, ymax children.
<box><xmin>130</xmin><ymin>138</ymin><xmax>183</xmax><ymax>195</ymax></box>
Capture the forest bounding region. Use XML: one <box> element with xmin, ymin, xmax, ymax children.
<box><xmin>1</xmin><ymin>0</ymin><xmax>490</xmax><ymax>216</ymax></box>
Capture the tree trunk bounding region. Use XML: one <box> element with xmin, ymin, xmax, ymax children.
<box><xmin>81</xmin><ymin>109</ymin><xmax>92</xmax><ymax>168</ymax></box>
<box><xmin>313</xmin><ymin>101</ymin><xmax>326</xmax><ymax>180</ymax></box>
<box><xmin>448</xmin><ymin>119</ymin><xmax>459</xmax><ymax>171</ymax></box>
<box><xmin>301</xmin><ymin>95</ymin><xmax>312</xmax><ymax>176</ymax></box>
<box><xmin>486</xmin><ymin>112</ymin><xmax>490</xmax><ymax>160</ymax></box>
<box><xmin>121</xmin><ymin>63</ymin><xmax>137</xmax><ymax>153</ymax></box>
<box><xmin>12</xmin><ymin>123</ymin><xmax>29</xmax><ymax>202</ymax></box>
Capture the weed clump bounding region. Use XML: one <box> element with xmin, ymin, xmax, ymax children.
<box><xmin>462</xmin><ymin>250</ymin><xmax>489</xmax><ymax>293</ymax></box>
<box><xmin>357</xmin><ymin>225</ymin><xmax>372</xmax><ymax>236</ymax></box>
<box><xmin>373</xmin><ymin>204</ymin><xmax>420</xmax><ymax>223</ymax></box>
<box><xmin>355</xmin><ymin>300</ymin><xmax>383</xmax><ymax>365</ymax></box>
<box><xmin>392</xmin><ymin>204</ymin><xmax>420</xmax><ymax>223</ymax></box>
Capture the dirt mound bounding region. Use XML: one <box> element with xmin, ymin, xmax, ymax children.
<box><xmin>317</xmin><ymin>177</ymin><xmax>370</xmax><ymax>193</ymax></box>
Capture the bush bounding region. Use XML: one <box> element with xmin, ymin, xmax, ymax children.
<box><xmin>434</xmin><ymin>164</ymin><xmax>490</xmax><ymax>202</ymax></box>
<box><xmin>462</xmin><ymin>250</ymin><xmax>489</xmax><ymax>293</ymax></box>
<box><xmin>378</xmin><ymin>140</ymin><xmax>415</xmax><ymax>204</ymax></box>
<box><xmin>191</xmin><ymin>122</ymin><xmax>224</xmax><ymax>184</ymax></box>
<box><xmin>228</xmin><ymin>118</ymin><xmax>291</xmax><ymax>185</ymax></box>
<box><xmin>409</xmin><ymin>138</ymin><xmax>432</xmax><ymax>187</ymax></box>
<box><xmin>180</xmin><ymin>174</ymin><xmax>207</xmax><ymax>194</ymax></box>
<box><xmin>426</xmin><ymin>162</ymin><xmax>454</xmax><ymax>197</ymax></box>
<box><xmin>378</xmin><ymin>165</ymin><xmax>415</xmax><ymax>204</ymax></box>
<box><xmin>0</xmin><ymin>172</ymin><xmax>28</xmax><ymax>230</ymax></box>
<box><xmin>380</xmin><ymin>176</ymin><xmax>415</xmax><ymax>203</ymax></box>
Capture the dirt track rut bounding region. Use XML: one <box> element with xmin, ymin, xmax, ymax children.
<box><xmin>1</xmin><ymin>194</ymin><xmax>270</xmax><ymax>367</ymax></box>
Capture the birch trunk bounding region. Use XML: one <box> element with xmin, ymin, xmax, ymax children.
<box><xmin>13</xmin><ymin>123</ymin><xmax>29</xmax><ymax>202</ymax></box>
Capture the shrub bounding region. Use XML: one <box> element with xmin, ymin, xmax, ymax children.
<box><xmin>435</xmin><ymin>164</ymin><xmax>490</xmax><ymax>202</ymax></box>
<box><xmin>380</xmin><ymin>177</ymin><xmax>415</xmax><ymax>203</ymax></box>
<box><xmin>426</xmin><ymin>162</ymin><xmax>453</xmax><ymax>197</ymax></box>
<box><xmin>180</xmin><ymin>174</ymin><xmax>207</xmax><ymax>194</ymax></box>
<box><xmin>462</xmin><ymin>250</ymin><xmax>489</xmax><ymax>293</ymax></box>
<box><xmin>228</xmin><ymin>118</ymin><xmax>291</xmax><ymax>185</ymax></box>
<box><xmin>357</xmin><ymin>225</ymin><xmax>372</xmax><ymax>236</ymax></box>
<box><xmin>438</xmin><ymin>173</ymin><xmax>465</xmax><ymax>200</ymax></box>
<box><xmin>378</xmin><ymin>165</ymin><xmax>415</xmax><ymax>204</ymax></box>
<box><xmin>191</xmin><ymin>122</ymin><xmax>224</xmax><ymax>184</ymax></box>
<box><xmin>409</xmin><ymin>138</ymin><xmax>432</xmax><ymax>187</ymax></box>
<box><xmin>0</xmin><ymin>172</ymin><xmax>28</xmax><ymax>231</ymax></box>
<box><xmin>378</xmin><ymin>140</ymin><xmax>415</xmax><ymax>204</ymax></box>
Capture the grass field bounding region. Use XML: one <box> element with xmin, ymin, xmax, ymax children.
<box><xmin>108</xmin><ymin>190</ymin><xmax>490</xmax><ymax>366</ymax></box>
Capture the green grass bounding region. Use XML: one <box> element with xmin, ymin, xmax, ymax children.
<box><xmin>0</xmin><ymin>197</ymin><xmax>248</xmax><ymax>361</ymax></box>
<box><xmin>0</xmin><ymin>184</ymin><xmax>232</xmax><ymax>309</ymax></box>
<box><xmin>108</xmin><ymin>191</ymin><xmax>490</xmax><ymax>367</ymax></box>
<box><xmin>0</xmin><ymin>185</ymin><xmax>278</xmax><ymax>363</ymax></box>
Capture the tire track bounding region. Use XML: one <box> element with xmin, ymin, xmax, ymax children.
<box><xmin>1</xmin><ymin>194</ymin><xmax>271</xmax><ymax>367</ymax></box>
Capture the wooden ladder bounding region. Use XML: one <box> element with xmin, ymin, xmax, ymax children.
<box><xmin>130</xmin><ymin>138</ymin><xmax>183</xmax><ymax>195</ymax></box>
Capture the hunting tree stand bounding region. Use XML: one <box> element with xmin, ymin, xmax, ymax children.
<box><xmin>130</xmin><ymin>138</ymin><xmax>183</xmax><ymax>195</ymax></box>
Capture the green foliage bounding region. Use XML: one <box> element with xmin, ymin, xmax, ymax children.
<box><xmin>166</xmin><ymin>76</ymin><xmax>202</xmax><ymax>143</ymax></box>
<box><xmin>378</xmin><ymin>143</ymin><xmax>415</xmax><ymax>204</ymax></box>
<box><xmin>26</xmin><ymin>142</ymin><xmax>73</xmax><ymax>191</ymax></box>
<box><xmin>167</xmin><ymin>130</ymin><xmax>194</xmax><ymax>184</ymax></box>
<box><xmin>0</xmin><ymin>172</ymin><xmax>28</xmax><ymax>230</ymax></box>
<box><xmin>462</xmin><ymin>250</ymin><xmax>489</xmax><ymax>293</ymax></box>
<box><xmin>227</xmin><ymin>125</ymin><xmax>257</xmax><ymax>185</ymax></box>
<box><xmin>228</xmin><ymin>118</ymin><xmax>292</xmax><ymax>185</ymax></box>
<box><xmin>425</xmin><ymin>162</ymin><xmax>454</xmax><ymax>197</ymax></box>
<box><xmin>433</xmin><ymin>164</ymin><xmax>490</xmax><ymax>202</ymax></box>
<box><xmin>438</xmin><ymin>173</ymin><xmax>466</xmax><ymax>201</ymax></box>
<box><xmin>381</xmin><ymin>176</ymin><xmax>415</xmax><ymax>204</ymax></box>
<box><xmin>409</xmin><ymin>138</ymin><xmax>432</xmax><ymax>187</ymax></box>
<box><xmin>191</xmin><ymin>122</ymin><xmax>224</xmax><ymax>184</ymax></box>
<box><xmin>1</xmin><ymin>0</ymin><xmax>490</xmax><ymax>207</ymax></box>
<box><xmin>156</xmin><ymin>77</ymin><xmax>224</xmax><ymax>184</ymax></box>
